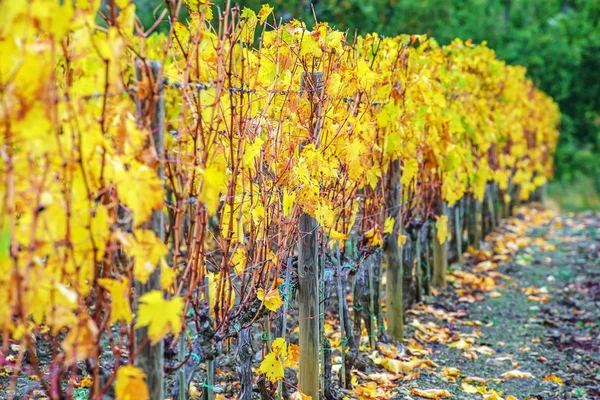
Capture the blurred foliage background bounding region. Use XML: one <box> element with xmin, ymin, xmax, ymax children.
<box><xmin>133</xmin><ymin>0</ymin><xmax>600</xmax><ymax>209</ymax></box>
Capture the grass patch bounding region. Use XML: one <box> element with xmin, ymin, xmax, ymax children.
<box><xmin>547</xmin><ymin>177</ymin><xmax>600</xmax><ymax>212</ymax></box>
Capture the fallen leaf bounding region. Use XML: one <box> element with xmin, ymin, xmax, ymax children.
<box><xmin>462</xmin><ymin>382</ymin><xmax>479</xmax><ymax>393</ymax></box>
<box><xmin>448</xmin><ymin>339</ymin><xmax>471</xmax><ymax>350</ymax></box>
<box><xmin>544</xmin><ymin>374</ymin><xmax>564</xmax><ymax>385</ymax></box>
<box><xmin>353</xmin><ymin>381</ymin><xmax>391</xmax><ymax>399</ymax></box>
<box><xmin>410</xmin><ymin>388</ymin><xmax>452</xmax><ymax>399</ymax></box>
<box><xmin>464</xmin><ymin>376</ymin><xmax>486</xmax><ymax>385</ymax></box>
<box><xmin>442</xmin><ymin>367</ymin><xmax>461</xmax><ymax>382</ymax></box>
<box><xmin>501</xmin><ymin>370</ymin><xmax>533</xmax><ymax>380</ymax></box>
<box><xmin>189</xmin><ymin>383</ymin><xmax>201</xmax><ymax>398</ymax></box>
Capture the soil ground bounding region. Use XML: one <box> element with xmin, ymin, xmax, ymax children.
<box><xmin>368</xmin><ymin>207</ymin><xmax>600</xmax><ymax>400</ymax></box>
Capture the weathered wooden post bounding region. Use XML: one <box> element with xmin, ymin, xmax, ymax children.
<box><xmin>467</xmin><ymin>196</ymin><xmax>482</xmax><ymax>250</ymax></box>
<box><xmin>423</xmin><ymin>221</ymin><xmax>432</xmax><ymax>296</ymax></box>
<box><xmin>455</xmin><ymin>202</ymin><xmax>462</xmax><ymax>258</ymax></box>
<box><xmin>134</xmin><ymin>60</ymin><xmax>165</xmax><ymax>400</ymax></box>
<box><xmin>385</xmin><ymin>159</ymin><xmax>404</xmax><ymax>340</ymax></box>
<box><xmin>414</xmin><ymin>227</ymin><xmax>423</xmax><ymax>303</ymax></box>
<box><xmin>277</xmin><ymin>258</ymin><xmax>293</xmax><ymax>400</ymax></box>
<box><xmin>298</xmin><ymin>71</ymin><xmax>322</xmax><ymax>400</ymax></box>
<box><xmin>432</xmin><ymin>201</ymin><xmax>448</xmax><ymax>290</ymax></box>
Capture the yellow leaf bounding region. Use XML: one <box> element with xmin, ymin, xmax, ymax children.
<box><xmin>483</xmin><ymin>391</ymin><xmax>504</xmax><ymax>400</ymax></box>
<box><xmin>384</xmin><ymin>217</ymin><xmax>394</xmax><ymax>234</ymax></box>
<box><xmin>364</xmin><ymin>227</ymin><xmax>383</xmax><ymax>248</ymax></box>
<box><xmin>79</xmin><ymin>376</ymin><xmax>93</xmax><ymax>388</ymax></box>
<box><xmin>115</xmin><ymin>365</ymin><xmax>149</xmax><ymax>400</ymax></box>
<box><xmin>231</xmin><ymin>247</ymin><xmax>247</xmax><ymax>274</ymax></box>
<box><xmin>401</xmin><ymin>159</ymin><xmax>419</xmax><ymax>186</ymax></box>
<box><xmin>258</xmin><ymin>4</ymin><xmax>274</xmax><ymax>24</ymax></box>
<box><xmin>464</xmin><ymin>376</ymin><xmax>487</xmax><ymax>385</ymax></box>
<box><xmin>98</xmin><ymin>277</ymin><xmax>133</xmax><ymax>324</ymax></box>
<box><xmin>290</xmin><ymin>391</ymin><xmax>312</xmax><ymax>400</ymax></box>
<box><xmin>397</xmin><ymin>234</ymin><xmax>407</xmax><ymax>247</ymax></box>
<box><xmin>188</xmin><ymin>383</ymin><xmax>202</xmax><ymax>398</ymax></box>
<box><xmin>378</xmin><ymin>357</ymin><xmax>437</xmax><ymax>373</ymax></box>
<box><xmin>61</xmin><ymin>317</ymin><xmax>99</xmax><ymax>365</ymax></box>
<box><xmin>436</xmin><ymin>215</ymin><xmax>449</xmax><ymax>244</ymax></box>
<box><xmin>123</xmin><ymin>229</ymin><xmax>168</xmax><ymax>285</ymax></box>
<box><xmin>257</xmin><ymin>287</ymin><xmax>283</xmax><ymax>311</ymax></box>
<box><xmin>543</xmin><ymin>374</ymin><xmax>563</xmax><ymax>385</ymax></box>
<box><xmin>272</xmin><ymin>337</ymin><xmax>288</xmax><ymax>358</ymax></box>
<box><xmin>315</xmin><ymin>204</ymin><xmax>335</xmax><ymax>228</ymax></box>
<box><xmin>448</xmin><ymin>339</ymin><xmax>471</xmax><ymax>350</ymax></box>
<box><xmin>240</xmin><ymin>8</ymin><xmax>257</xmax><ymax>43</ymax></box>
<box><xmin>252</xmin><ymin>205</ymin><xmax>265</xmax><ymax>224</ymax></box>
<box><xmin>285</xmin><ymin>343</ymin><xmax>300</xmax><ymax>368</ymax></box>
<box><xmin>160</xmin><ymin>259</ymin><xmax>176</xmax><ymax>290</ymax></box>
<box><xmin>135</xmin><ymin>291</ymin><xmax>184</xmax><ymax>345</ymax></box>
<box><xmin>501</xmin><ymin>370</ymin><xmax>533</xmax><ymax>380</ymax></box>
<box><xmin>115</xmin><ymin>161</ymin><xmax>163</xmax><ymax>224</ymax></box>
<box><xmin>353</xmin><ymin>381</ymin><xmax>391</xmax><ymax>399</ymax></box>
<box><xmin>283</xmin><ymin>189</ymin><xmax>296</xmax><ymax>217</ymax></box>
<box><xmin>258</xmin><ymin>351</ymin><xmax>284</xmax><ymax>383</ymax></box>
<box><xmin>442</xmin><ymin>367</ymin><xmax>461</xmax><ymax>381</ymax></box>
<box><xmin>243</xmin><ymin>137</ymin><xmax>264</xmax><ymax>167</ymax></box>
<box><xmin>461</xmin><ymin>382</ymin><xmax>479</xmax><ymax>394</ymax></box>
<box><xmin>199</xmin><ymin>163</ymin><xmax>226</xmax><ymax>216</ymax></box>
<box><xmin>410</xmin><ymin>388</ymin><xmax>452</xmax><ymax>399</ymax></box>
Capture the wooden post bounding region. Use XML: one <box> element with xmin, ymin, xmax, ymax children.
<box><xmin>423</xmin><ymin>222</ymin><xmax>432</xmax><ymax>296</ymax></box>
<box><xmin>298</xmin><ymin>213</ymin><xmax>319</xmax><ymax>399</ymax></box>
<box><xmin>432</xmin><ymin>201</ymin><xmax>448</xmax><ymax>290</ymax></box>
<box><xmin>385</xmin><ymin>159</ymin><xmax>404</xmax><ymax>340</ymax></box>
<box><xmin>334</xmin><ymin>247</ymin><xmax>346</xmax><ymax>388</ymax></box>
<box><xmin>455</xmin><ymin>203</ymin><xmax>462</xmax><ymax>259</ymax></box>
<box><xmin>467</xmin><ymin>196</ymin><xmax>482</xmax><ymax>250</ymax></box>
<box><xmin>205</xmin><ymin>276</ymin><xmax>215</xmax><ymax>400</ymax></box>
<box><xmin>177</xmin><ymin>334</ymin><xmax>186</xmax><ymax>400</ymax></box>
<box><xmin>277</xmin><ymin>258</ymin><xmax>292</xmax><ymax>400</ymax></box>
<box><xmin>134</xmin><ymin>60</ymin><xmax>165</xmax><ymax>400</ymax></box>
<box><xmin>414</xmin><ymin>227</ymin><xmax>423</xmax><ymax>303</ymax></box>
<box><xmin>298</xmin><ymin>71</ymin><xmax>322</xmax><ymax>400</ymax></box>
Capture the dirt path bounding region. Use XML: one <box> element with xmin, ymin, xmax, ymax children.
<box><xmin>354</xmin><ymin>207</ymin><xmax>600</xmax><ymax>400</ymax></box>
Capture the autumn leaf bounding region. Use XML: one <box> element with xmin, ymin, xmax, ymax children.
<box><xmin>353</xmin><ymin>381</ymin><xmax>392</xmax><ymax>399</ymax></box>
<box><xmin>98</xmin><ymin>277</ymin><xmax>133</xmax><ymax>324</ymax></box>
<box><xmin>461</xmin><ymin>382</ymin><xmax>479</xmax><ymax>393</ymax></box>
<box><xmin>283</xmin><ymin>189</ymin><xmax>296</xmax><ymax>217</ymax></box>
<box><xmin>501</xmin><ymin>370</ymin><xmax>533</xmax><ymax>379</ymax></box>
<box><xmin>384</xmin><ymin>216</ymin><xmax>395</xmax><ymax>234</ymax></box>
<box><xmin>436</xmin><ymin>215</ymin><xmax>449</xmax><ymax>244</ymax></box>
<box><xmin>258</xmin><ymin>4</ymin><xmax>274</xmax><ymax>24</ymax></box>
<box><xmin>121</xmin><ymin>229</ymin><xmax>168</xmax><ymax>285</ymax></box>
<box><xmin>448</xmin><ymin>339</ymin><xmax>471</xmax><ymax>350</ymax></box>
<box><xmin>401</xmin><ymin>158</ymin><xmax>419</xmax><ymax>186</ymax></box>
<box><xmin>410</xmin><ymin>388</ymin><xmax>452</xmax><ymax>399</ymax></box>
<box><xmin>544</xmin><ymin>374</ymin><xmax>564</xmax><ymax>385</ymax></box>
<box><xmin>114</xmin><ymin>161</ymin><xmax>164</xmax><ymax>224</ymax></box>
<box><xmin>115</xmin><ymin>365</ymin><xmax>149</xmax><ymax>400</ymax></box>
<box><xmin>135</xmin><ymin>291</ymin><xmax>184</xmax><ymax>345</ymax></box>
<box><xmin>61</xmin><ymin>317</ymin><xmax>99</xmax><ymax>365</ymax></box>
<box><xmin>442</xmin><ymin>367</ymin><xmax>461</xmax><ymax>381</ymax></box>
<box><xmin>257</xmin><ymin>287</ymin><xmax>283</xmax><ymax>311</ymax></box>
<box><xmin>258</xmin><ymin>351</ymin><xmax>284</xmax><ymax>383</ymax></box>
